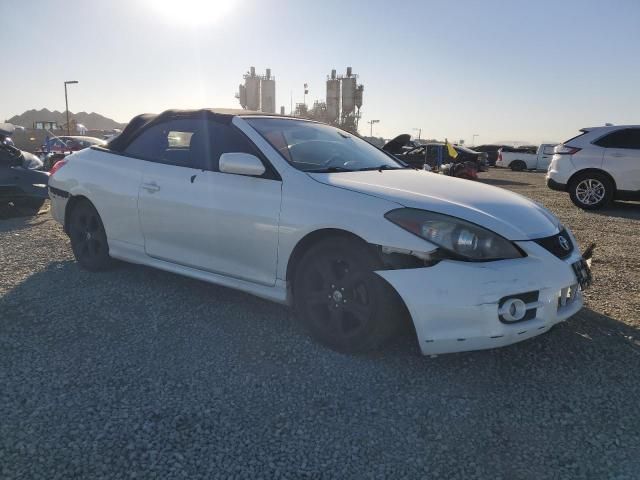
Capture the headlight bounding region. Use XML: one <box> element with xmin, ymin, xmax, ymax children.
<box><xmin>385</xmin><ymin>208</ymin><xmax>524</xmax><ymax>261</ymax></box>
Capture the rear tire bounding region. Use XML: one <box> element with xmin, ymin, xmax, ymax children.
<box><xmin>293</xmin><ymin>237</ymin><xmax>401</xmax><ymax>353</ymax></box>
<box><xmin>68</xmin><ymin>200</ymin><xmax>113</xmax><ymax>271</ymax></box>
<box><xmin>510</xmin><ymin>160</ymin><xmax>526</xmax><ymax>171</ymax></box>
<box><xmin>568</xmin><ymin>172</ymin><xmax>613</xmax><ymax>210</ymax></box>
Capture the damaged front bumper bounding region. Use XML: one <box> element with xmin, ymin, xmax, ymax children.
<box><xmin>376</xmin><ymin>240</ymin><xmax>586</xmax><ymax>355</ymax></box>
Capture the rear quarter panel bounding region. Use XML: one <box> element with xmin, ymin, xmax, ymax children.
<box><xmin>49</xmin><ymin>148</ymin><xmax>145</xmax><ymax>246</ymax></box>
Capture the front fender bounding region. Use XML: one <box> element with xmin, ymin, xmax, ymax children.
<box><xmin>277</xmin><ymin>175</ymin><xmax>438</xmax><ymax>280</ymax></box>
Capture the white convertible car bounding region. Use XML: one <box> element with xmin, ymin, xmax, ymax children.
<box><xmin>48</xmin><ymin>109</ymin><xmax>591</xmax><ymax>355</ymax></box>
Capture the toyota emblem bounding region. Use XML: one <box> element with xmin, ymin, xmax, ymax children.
<box><xmin>558</xmin><ymin>235</ymin><xmax>571</xmax><ymax>251</ymax></box>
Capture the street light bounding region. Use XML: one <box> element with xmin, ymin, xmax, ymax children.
<box><xmin>368</xmin><ymin>119</ymin><xmax>380</xmax><ymax>137</ymax></box>
<box><xmin>64</xmin><ymin>80</ymin><xmax>79</xmax><ymax>136</ymax></box>
<box><xmin>413</xmin><ymin>128</ymin><xmax>422</xmax><ymax>141</ymax></box>
<box><xmin>472</xmin><ymin>133</ymin><xmax>479</xmax><ymax>146</ymax></box>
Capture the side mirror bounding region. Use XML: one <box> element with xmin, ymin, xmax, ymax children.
<box><xmin>219</xmin><ymin>152</ymin><xmax>265</xmax><ymax>177</ymax></box>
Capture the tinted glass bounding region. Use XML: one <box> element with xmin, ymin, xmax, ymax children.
<box><xmin>124</xmin><ymin>118</ymin><xmax>262</xmax><ymax>171</ymax></box>
<box><xmin>125</xmin><ymin>119</ymin><xmax>208</xmax><ymax>168</ymax></box>
<box><xmin>562</xmin><ymin>131</ymin><xmax>588</xmax><ymax>145</ymax></box>
<box><xmin>594</xmin><ymin>129</ymin><xmax>640</xmax><ymax>149</ymax></box>
<box><xmin>246</xmin><ymin>118</ymin><xmax>402</xmax><ymax>172</ymax></box>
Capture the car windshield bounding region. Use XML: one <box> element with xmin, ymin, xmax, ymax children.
<box><xmin>245</xmin><ymin>117</ymin><xmax>404</xmax><ymax>172</ymax></box>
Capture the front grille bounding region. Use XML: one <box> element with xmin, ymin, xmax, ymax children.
<box><xmin>534</xmin><ymin>229</ymin><xmax>574</xmax><ymax>259</ymax></box>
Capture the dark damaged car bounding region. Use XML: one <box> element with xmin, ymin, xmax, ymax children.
<box><xmin>0</xmin><ymin>123</ymin><xmax>49</xmax><ymax>214</ymax></box>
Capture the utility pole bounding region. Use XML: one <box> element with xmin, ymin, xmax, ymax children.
<box><xmin>303</xmin><ymin>83</ymin><xmax>308</xmax><ymax>107</ymax></box>
<box><xmin>64</xmin><ymin>80</ymin><xmax>79</xmax><ymax>136</ymax></box>
<box><xmin>368</xmin><ymin>119</ymin><xmax>380</xmax><ymax>137</ymax></box>
<box><xmin>472</xmin><ymin>133</ymin><xmax>479</xmax><ymax>146</ymax></box>
<box><xmin>413</xmin><ymin>128</ymin><xmax>422</xmax><ymax>141</ymax></box>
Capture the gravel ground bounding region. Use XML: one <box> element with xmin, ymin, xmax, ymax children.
<box><xmin>1</xmin><ymin>169</ymin><xmax>639</xmax><ymax>479</ymax></box>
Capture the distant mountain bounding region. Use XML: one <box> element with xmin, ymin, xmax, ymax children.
<box><xmin>6</xmin><ymin>108</ymin><xmax>127</xmax><ymax>130</ymax></box>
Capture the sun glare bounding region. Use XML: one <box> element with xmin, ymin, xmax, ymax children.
<box><xmin>146</xmin><ymin>0</ymin><xmax>237</xmax><ymax>26</ymax></box>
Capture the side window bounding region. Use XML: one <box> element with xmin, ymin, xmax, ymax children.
<box><xmin>207</xmin><ymin>122</ymin><xmax>263</xmax><ymax>172</ymax></box>
<box><xmin>594</xmin><ymin>129</ymin><xmax>640</xmax><ymax>149</ymax></box>
<box><xmin>123</xmin><ymin>118</ymin><xmax>271</xmax><ymax>172</ymax></box>
<box><xmin>542</xmin><ymin>145</ymin><xmax>555</xmax><ymax>155</ymax></box>
<box><xmin>124</xmin><ymin>118</ymin><xmax>210</xmax><ymax>168</ymax></box>
<box><xmin>626</xmin><ymin>129</ymin><xmax>640</xmax><ymax>149</ymax></box>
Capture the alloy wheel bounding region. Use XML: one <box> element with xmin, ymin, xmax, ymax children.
<box><xmin>575</xmin><ymin>179</ymin><xmax>605</xmax><ymax>206</ymax></box>
<box><xmin>70</xmin><ymin>209</ymin><xmax>105</xmax><ymax>262</ymax></box>
<box><xmin>302</xmin><ymin>254</ymin><xmax>374</xmax><ymax>340</ymax></box>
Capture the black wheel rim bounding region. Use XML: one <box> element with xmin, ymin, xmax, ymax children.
<box><xmin>301</xmin><ymin>252</ymin><xmax>375</xmax><ymax>340</ymax></box>
<box><xmin>71</xmin><ymin>210</ymin><xmax>104</xmax><ymax>262</ymax></box>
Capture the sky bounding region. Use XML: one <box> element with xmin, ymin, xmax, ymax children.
<box><xmin>3</xmin><ymin>0</ymin><xmax>639</xmax><ymax>144</ymax></box>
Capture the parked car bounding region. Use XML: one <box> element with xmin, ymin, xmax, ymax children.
<box><xmin>381</xmin><ymin>134</ymin><xmax>414</xmax><ymax>155</ymax></box>
<box><xmin>472</xmin><ymin>144</ymin><xmax>509</xmax><ymax>166</ymax></box>
<box><xmin>547</xmin><ymin>125</ymin><xmax>640</xmax><ymax>210</ymax></box>
<box><xmin>40</xmin><ymin>136</ymin><xmax>107</xmax><ymax>170</ymax></box>
<box><xmin>383</xmin><ymin>136</ymin><xmax>488</xmax><ymax>176</ymax></box>
<box><xmin>45</xmin><ymin>135</ymin><xmax>107</xmax><ymax>154</ymax></box>
<box><xmin>495</xmin><ymin>144</ymin><xmax>556</xmax><ymax>171</ymax></box>
<box><xmin>48</xmin><ymin>109</ymin><xmax>591</xmax><ymax>356</ymax></box>
<box><xmin>1</xmin><ymin>123</ymin><xmax>49</xmax><ymax>214</ymax></box>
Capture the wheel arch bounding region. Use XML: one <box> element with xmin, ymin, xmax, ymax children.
<box><xmin>285</xmin><ymin>227</ymin><xmax>415</xmax><ymax>342</ymax></box>
<box><xmin>568</xmin><ymin>168</ymin><xmax>617</xmax><ymax>192</ymax></box>
<box><xmin>63</xmin><ymin>194</ymin><xmax>93</xmax><ymax>233</ymax></box>
<box><xmin>509</xmin><ymin>159</ymin><xmax>527</xmax><ymax>169</ymax></box>
<box><xmin>285</xmin><ymin>228</ymin><xmax>371</xmax><ymax>285</ymax></box>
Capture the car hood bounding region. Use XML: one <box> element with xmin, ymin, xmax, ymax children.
<box><xmin>308</xmin><ymin>169</ymin><xmax>560</xmax><ymax>240</ymax></box>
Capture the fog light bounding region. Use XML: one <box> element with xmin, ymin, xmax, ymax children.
<box><xmin>500</xmin><ymin>298</ymin><xmax>527</xmax><ymax>322</ymax></box>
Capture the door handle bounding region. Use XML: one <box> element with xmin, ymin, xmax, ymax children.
<box><xmin>611</xmin><ymin>153</ymin><xmax>625</xmax><ymax>158</ymax></box>
<box><xmin>141</xmin><ymin>182</ymin><xmax>160</xmax><ymax>193</ymax></box>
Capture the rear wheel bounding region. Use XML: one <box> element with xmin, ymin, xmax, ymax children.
<box><xmin>293</xmin><ymin>237</ymin><xmax>400</xmax><ymax>353</ymax></box>
<box><xmin>68</xmin><ymin>200</ymin><xmax>113</xmax><ymax>271</ymax></box>
<box><xmin>569</xmin><ymin>172</ymin><xmax>613</xmax><ymax>210</ymax></box>
<box><xmin>510</xmin><ymin>160</ymin><xmax>526</xmax><ymax>171</ymax></box>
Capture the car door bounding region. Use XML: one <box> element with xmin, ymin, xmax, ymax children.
<box><xmin>537</xmin><ymin>144</ymin><xmax>555</xmax><ymax>170</ymax></box>
<box><xmin>131</xmin><ymin>117</ymin><xmax>282</xmax><ymax>286</ymax></box>
<box><xmin>596</xmin><ymin>128</ymin><xmax>640</xmax><ymax>191</ymax></box>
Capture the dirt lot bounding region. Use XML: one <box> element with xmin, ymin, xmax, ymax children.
<box><xmin>1</xmin><ymin>169</ymin><xmax>639</xmax><ymax>479</ymax></box>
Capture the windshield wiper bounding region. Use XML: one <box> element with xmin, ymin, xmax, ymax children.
<box><xmin>357</xmin><ymin>165</ymin><xmax>402</xmax><ymax>172</ymax></box>
<box><xmin>306</xmin><ymin>166</ymin><xmax>354</xmax><ymax>173</ymax></box>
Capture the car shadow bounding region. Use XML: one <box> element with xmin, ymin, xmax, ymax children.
<box><xmin>2</xmin><ymin>258</ymin><xmax>638</xmax><ymax>367</ymax></box>
<box><xmin>2</xmin><ymin>254</ymin><xmax>639</xmax><ymax>479</ymax></box>
<box><xmin>0</xmin><ymin>203</ymin><xmax>49</xmax><ymax>221</ymax></box>
<box><xmin>478</xmin><ymin>178</ymin><xmax>532</xmax><ymax>187</ymax></box>
<box><xmin>0</xmin><ymin>212</ymin><xmax>51</xmax><ymax>234</ymax></box>
<box><xmin>590</xmin><ymin>201</ymin><xmax>640</xmax><ymax>221</ymax></box>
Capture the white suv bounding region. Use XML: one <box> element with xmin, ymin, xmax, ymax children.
<box><xmin>546</xmin><ymin>125</ymin><xmax>640</xmax><ymax>209</ymax></box>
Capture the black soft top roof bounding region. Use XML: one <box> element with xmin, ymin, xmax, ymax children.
<box><xmin>107</xmin><ymin>108</ymin><xmax>266</xmax><ymax>152</ymax></box>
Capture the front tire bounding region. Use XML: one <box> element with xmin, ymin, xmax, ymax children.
<box><xmin>68</xmin><ymin>200</ymin><xmax>113</xmax><ymax>271</ymax></box>
<box><xmin>293</xmin><ymin>237</ymin><xmax>400</xmax><ymax>353</ymax></box>
<box><xmin>569</xmin><ymin>172</ymin><xmax>613</xmax><ymax>210</ymax></box>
